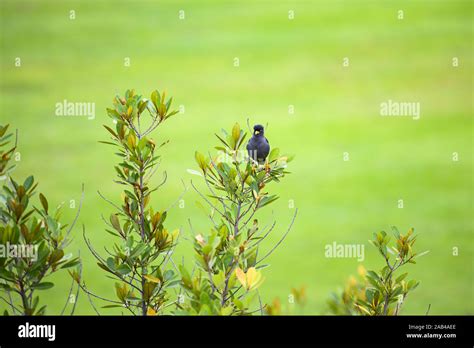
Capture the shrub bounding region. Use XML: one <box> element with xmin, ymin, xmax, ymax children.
<box><xmin>0</xmin><ymin>124</ymin><xmax>82</xmax><ymax>315</ymax></box>
<box><xmin>79</xmin><ymin>89</ymin><xmax>180</xmax><ymax>315</ymax></box>
<box><xmin>177</xmin><ymin>123</ymin><xmax>297</xmax><ymax>315</ymax></box>
<box><xmin>327</xmin><ymin>227</ymin><xmax>429</xmax><ymax>315</ymax></box>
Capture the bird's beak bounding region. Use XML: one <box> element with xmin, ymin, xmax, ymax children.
<box><xmin>255</xmin><ymin>130</ymin><xmax>260</xmax><ymax>135</ymax></box>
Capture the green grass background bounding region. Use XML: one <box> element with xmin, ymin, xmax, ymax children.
<box><xmin>0</xmin><ymin>0</ymin><xmax>472</xmax><ymax>315</ymax></box>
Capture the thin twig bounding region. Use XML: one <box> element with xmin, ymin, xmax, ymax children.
<box><xmin>164</xmin><ymin>179</ymin><xmax>188</xmax><ymax>213</ymax></box>
<box><xmin>60</xmin><ymin>277</ymin><xmax>75</xmax><ymax>315</ymax></box>
<box><xmin>97</xmin><ymin>190</ymin><xmax>123</xmax><ymax>212</ymax></box>
<box><xmin>190</xmin><ymin>180</ymin><xmax>227</xmax><ymax>220</ymax></box>
<box><xmin>149</xmin><ymin>170</ymin><xmax>168</xmax><ymax>193</ymax></box>
<box><xmin>81</xmin><ymin>283</ymin><xmax>101</xmax><ymax>315</ymax></box>
<box><xmin>78</xmin><ymin>282</ymin><xmax>124</xmax><ymax>305</ymax></box>
<box><xmin>144</xmin><ymin>160</ymin><xmax>163</xmax><ymax>182</ymax></box>
<box><xmin>6</xmin><ymin>289</ymin><xmax>18</xmax><ymax>314</ymax></box>
<box><xmin>251</xmin><ymin>220</ymin><xmax>277</xmax><ymax>248</ymax></box>
<box><xmin>169</xmin><ymin>256</ymin><xmax>180</xmax><ymax>274</ymax></box>
<box><xmin>187</xmin><ymin>218</ymin><xmax>197</xmax><ymax>239</ymax></box>
<box><xmin>257</xmin><ymin>289</ymin><xmax>264</xmax><ymax>316</ymax></box>
<box><xmin>256</xmin><ymin>208</ymin><xmax>298</xmax><ymax>265</ymax></box>
<box><xmin>0</xmin><ymin>296</ymin><xmax>21</xmax><ymax>313</ymax></box>
<box><xmin>61</xmin><ymin>183</ymin><xmax>85</xmax><ymax>248</ymax></box>
<box><xmin>69</xmin><ymin>250</ymin><xmax>82</xmax><ymax>315</ymax></box>
<box><xmin>425</xmin><ymin>304</ymin><xmax>431</xmax><ymax>315</ymax></box>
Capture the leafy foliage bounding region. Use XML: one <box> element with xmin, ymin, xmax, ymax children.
<box><xmin>0</xmin><ymin>124</ymin><xmax>81</xmax><ymax>315</ymax></box>
<box><xmin>177</xmin><ymin>123</ymin><xmax>296</xmax><ymax>315</ymax></box>
<box><xmin>327</xmin><ymin>227</ymin><xmax>429</xmax><ymax>315</ymax></box>
<box><xmin>326</xmin><ymin>265</ymin><xmax>369</xmax><ymax>315</ymax></box>
<box><xmin>80</xmin><ymin>89</ymin><xmax>180</xmax><ymax>315</ymax></box>
<box><xmin>0</xmin><ymin>124</ymin><xmax>16</xmax><ymax>177</ymax></box>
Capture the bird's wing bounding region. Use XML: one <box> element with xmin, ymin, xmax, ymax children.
<box><xmin>265</xmin><ymin>137</ymin><xmax>269</xmax><ymax>146</ymax></box>
<box><xmin>246</xmin><ymin>138</ymin><xmax>254</xmax><ymax>150</ymax></box>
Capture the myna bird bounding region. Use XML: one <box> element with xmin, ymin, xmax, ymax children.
<box><xmin>247</xmin><ymin>124</ymin><xmax>270</xmax><ymax>163</ymax></box>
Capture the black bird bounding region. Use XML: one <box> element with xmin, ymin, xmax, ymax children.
<box><xmin>247</xmin><ymin>124</ymin><xmax>270</xmax><ymax>163</ymax></box>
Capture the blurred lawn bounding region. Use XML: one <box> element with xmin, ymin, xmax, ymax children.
<box><xmin>0</xmin><ymin>0</ymin><xmax>472</xmax><ymax>314</ymax></box>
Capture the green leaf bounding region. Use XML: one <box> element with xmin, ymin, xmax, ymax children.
<box><xmin>165</xmin><ymin>110</ymin><xmax>179</xmax><ymax>119</ymax></box>
<box><xmin>39</xmin><ymin>193</ymin><xmax>48</xmax><ymax>213</ymax></box>
<box><xmin>391</xmin><ymin>226</ymin><xmax>401</xmax><ymax>238</ymax></box>
<box><xmin>365</xmin><ymin>289</ymin><xmax>374</xmax><ymax>303</ymax></box>
<box><xmin>215</xmin><ymin>133</ymin><xmax>230</xmax><ymax>148</ymax></box>
<box><xmin>106</xmin><ymin>257</ymin><xmax>116</xmax><ymax>270</ymax></box>
<box><xmin>163</xmin><ymin>270</ymin><xmax>175</xmax><ymax>281</ymax></box>
<box><xmin>102</xmin><ymin>304</ymin><xmax>124</xmax><ymax>309</ymax></box>
<box><xmin>35</xmin><ymin>305</ymin><xmax>47</xmax><ymax>315</ymax></box>
<box><xmin>366</xmin><ymin>270</ymin><xmax>379</xmax><ymax>281</ymax></box>
<box><xmin>24</xmin><ymin>176</ymin><xmax>34</xmax><ymax>191</ymax></box>
<box><xmin>268</xmin><ymin>148</ymin><xmax>280</xmax><ymax>162</ymax></box>
<box><xmin>103</xmin><ymin>125</ymin><xmax>118</xmax><ymax>138</ymax></box>
<box><xmin>138</xmin><ymin>100</ymin><xmax>148</xmax><ymax>114</ymax></box>
<box><xmin>0</xmin><ymin>124</ymin><xmax>9</xmax><ymax>138</ymax></box>
<box><xmin>151</xmin><ymin>90</ymin><xmax>160</xmax><ymax>109</ymax></box>
<box><xmin>257</xmin><ymin>195</ymin><xmax>279</xmax><ymax>209</ymax></box>
<box><xmin>116</xmin><ymin>264</ymin><xmax>132</xmax><ymax>275</ymax></box>
<box><xmin>106</xmin><ymin>108</ymin><xmax>121</xmax><ymax>119</ymax></box>
<box><xmin>110</xmin><ymin>214</ymin><xmax>121</xmax><ymax>232</ymax></box>
<box><xmin>32</xmin><ymin>282</ymin><xmax>54</xmax><ymax>290</ymax></box>
<box><xmin>97</xmin><ymin>262</ymin><xmax>113</xmax><ymax>273</ymax></box>
<box><xmin>49</xmin><ymin>249</ymin><xmax>64</xmax><ymax>265</ymax></box>
<box><xmin>395</xmin><ymin>272</ymin><xmax>408</xmax><ymax>283</ymax></box>
<box><xmin>45</xmin><ymin>217</ymin><xmax>59</xmax><ymax>238</ymax></box>
<box><xmin>138</xmin><ymin>137</ymin><xmax>148</xmax><ymax>150</ymax></box>
<box><xmin>407</xmin><ymin>279</ymin><xmax>419</xmax><ymax>290</ymax></box>
<box><xmin>179</xmin><ymin>265</ymin><xmax>192</xmax><ymax>289</ymax></box>
<box><xmin>0</xmin><ymin>269</ymin><xmax>15</xmax><ymax>281</ymax></box>
<box><xmin>60</xmin><ymin>258</ymin><xmax>81</xmax><ymax>269</ymax></box>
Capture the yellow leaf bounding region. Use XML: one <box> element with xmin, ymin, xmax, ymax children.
<box><xmin>147</xmin><ymin>307</ymin><xmax>157</xmax><ymax>316</ymax></box>
<box><xmin>115</xmin><ymin>282</ymin><xmax>128</xmax><ymax>302</ymax></box>
<box><xmin>247</xmin><ymin>267</ymin><xmax>264</xmax><ymax>291</ymax></box>
<box><xmin>144</xmin><ymin>275</ymin><xmax>161</xmax><ymax>284</ymax></box>
<box><xmin>232</xmin><ymin>123</ymin><xmax>241</xmax><ymax>142</ymax></box>
<box><xmin>127</xmin><ymin>133</ymin><xmax>136</xmax><ymax>148</ymax></box>
<box><xmin>235</xmin><ymin>268</ymin><xmax>247</xmax><ymax>289</ymax></box>
<box><xmin>246</xmin><ymin>267</ymin><xmax>258</xmax><ymax>288</ymax></box>
<box><xmin>195</xmin><ymin>151</ymin><xmax>207</xmax><ymax>172</ymax></box>
<box><xmin>171</xmin><ymin>229</ymin><xmax>180</xmax><ymax>240</ymax></box>
<box><xmin>151</xmin><ymin>212</ymin><xmax>161</xmax><ymax>226</ymax></box>
<box><xmin>143</xmin><ymin>194</ymin><xmax>150</xmax><ymax>208</ymax></box>
<box><xmin>235</xmin><ymin>267</ymin><xmax>264</xmax><ymax>291</ymax></box>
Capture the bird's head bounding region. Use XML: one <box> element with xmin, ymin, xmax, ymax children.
<box><xmin>253</xmin><ymin>124</ymin><xmax>264</xmax><ymax>136</ymax></box>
